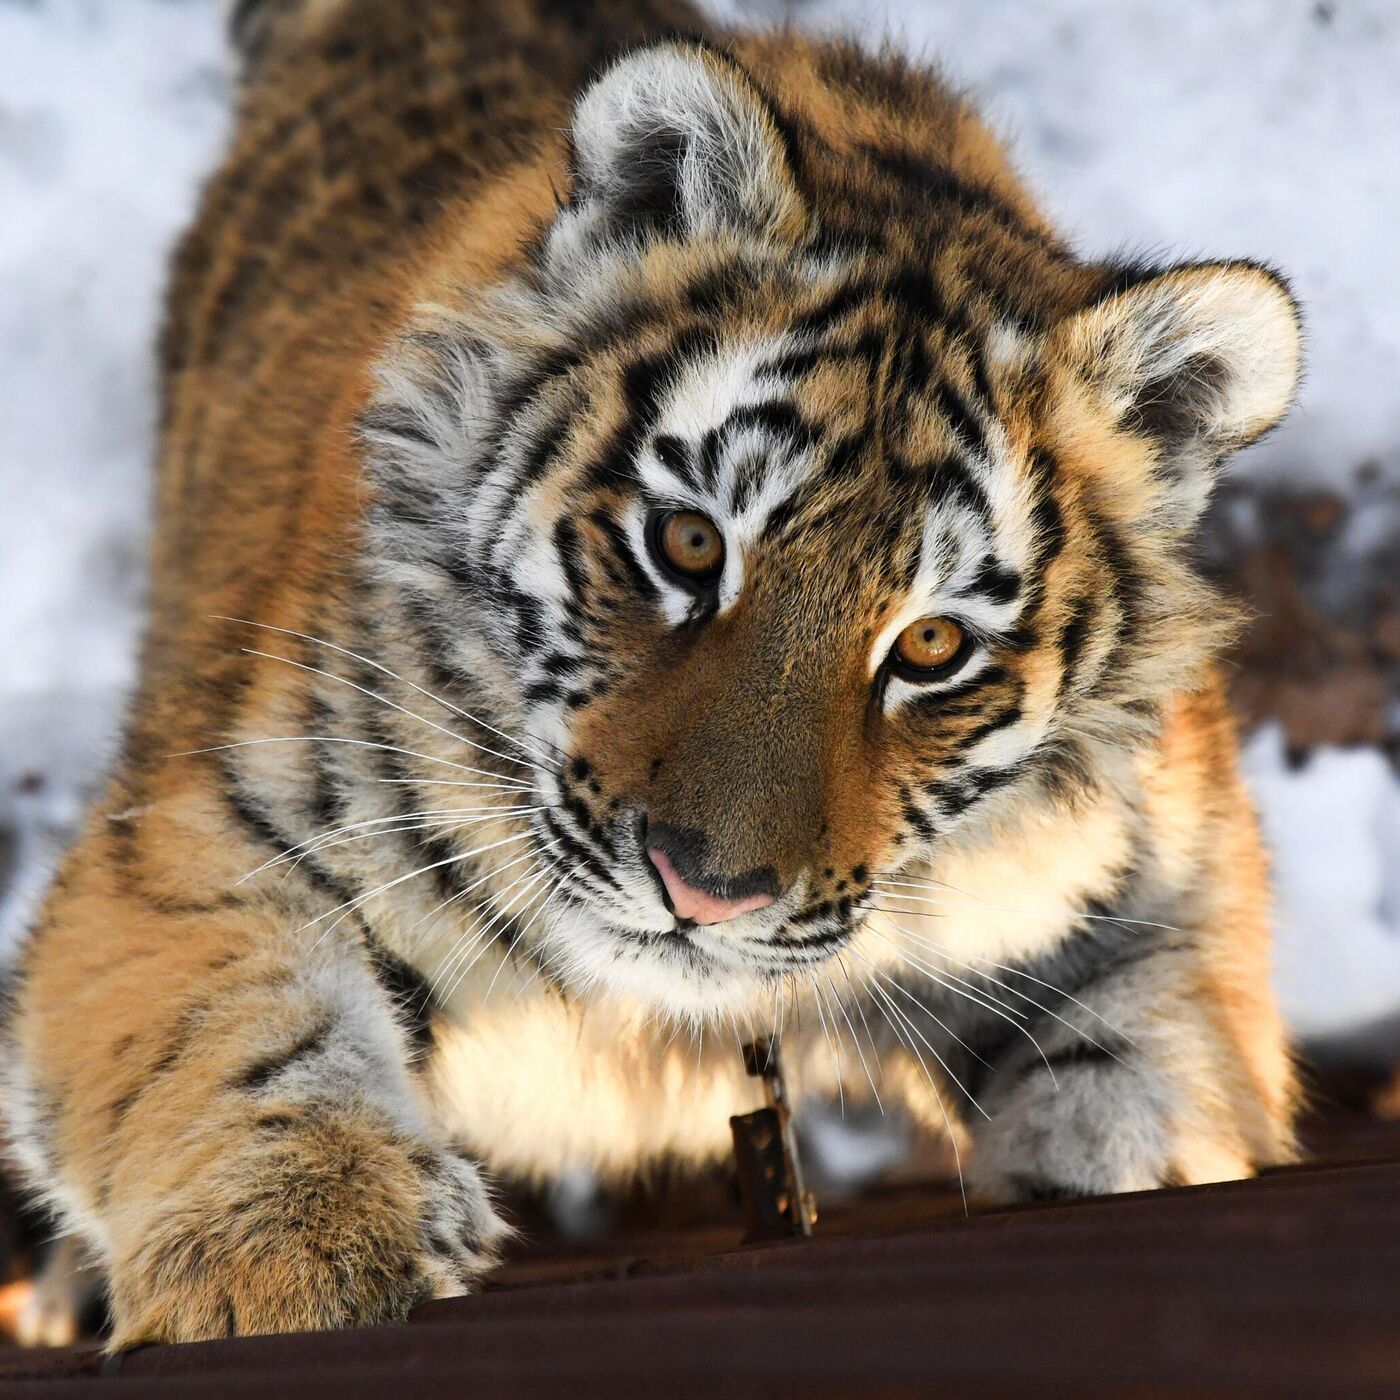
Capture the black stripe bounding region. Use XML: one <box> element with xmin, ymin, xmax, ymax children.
<box><xmin>771</xmin><ymin>925</ymin><xmax>849</xmax><ymax>953</ymax></box>
<box><xmin>532</xmin><ymin>650</ymin><xmax>587</xmax><ymax>679</ymax></box>
<box><xmin>932</xmin><ymin>456</ymin><xmax>992</xmax><ymax>522</ymax></box>
<box><xmin>968</xmin><ymin>335</ymin><xmax>997</xmax><ymax>417</ymax></box>
<box><xmin>1087</xmin><ymin>511</ymin><xmax>1143</xmax><ymax>690</ymax></box>
<box><xmin>788</xmin><ymin>280</ymin><xmax>879</xmax><ymax>339</ymax></box>
<box><xmin>359</xmin><ymin>404</ymin><xmax>436</xmax><ymax>447</ymax></box>
<box><xmin>589</xmin><ymin>508</ymin><xmax>658</xmax><ymax>603</ymax></box>
<box><xmin>758</xmin><ymin>492</ymin><xmax>801</xmax><ymax>545</ymax></box>
<box><xmin>880</xmin><ymin>265</ymin><xmax>950</xmax><ymax>326</ymax></box>
<box><xmin>822</xmin><ymin>431</ymin><xmax>868</xmax><ymax>482</ymax></box>
<box><xmin>969</xmin><ymin>555</ymin><xmax>1022</xmax><ymax>605</ymax></box>
<box><xmin>930</xmin><ymin>378</ymin><xmax>987</xmax><ymax>458</ymax></box>
<box><xmin>911</xmin><ymin>664</ymin><xmax>1006</xmax><ymax>714</ymax></box>
<box><xmin>540</xmin><ymin>810</ymin><xmax>621</xmax><ymax>894</ymax></box>
<box><xmin>510</xmin><ymin>414</ymin><xmax>569</xmax><ymax>493</ymax></box>
<box><xmin>493</xmin><ymin>344</ymin><xmax>585</xmax><ymax>431</ymax></box>
<box><xmin>552</xmin><ymin>516</ymin><xmax>590</xmax><ymax>605</ymax></box>
<box><xmin>237</xmin><ymin>1017</ymin><xmax>335</xmax><ymax>1092</ymax></box>
<box><xmin>696</xmin><ymin>424</ymin><xmax>723</xmax><ymax>490</ymax></box>
<box><xmin>960</xmin><ymin>699</ymin><xmax>1024</xmax><ymax>750</ymax></box>
<box><xmin>755</xmin><ymin>345</ymin><xmax>828</xmax><ymax>379</ymax></box>
<box><xmin>957</xmin><ymin>760</ymin><xmax>1026</xmax><ymax>803</ymax></box>
<box><xmin>586</xmin><ymin>325</ymin><xmax>713</xmax><ymax>490</ymax></box>
<box><xmin>221</xmin><ymin>779</ymin><xmax>360</xmax><ymax>914</ymax></box>
<box><xmin>523</xmin><ymin>678</ymin><xmax>564</xmax><ymax>705</ymax></box>
<box><xmin>652</xmin><ymin>434</ymin><xmax>697</xmax><ymax>486</ymax></box>
<box><xmin>720</xmin><ymin>400</ymin><xmax>817</xmax><ymax>454</ymax></box>
<box><xmin>1029</xmin><ymin>459</ymin><xmax>1066</xmax><ymax>573</ymax></box>
<box><xmin>899</xmin><ymin>796</ymin><xmax>937</xmax><ymax>839</ymax></box>
<box><xmin>1028</xmin><ymin>1039</ymin><xmax>1129</xmax><ymax>1078</ymax></box>
<box><xmin>107</xmin><ymin>994</ymin><xmax>215</xmax><ymax>1130</ymax></box>
<box><xmin>1056</xmin><ymin>595</ymin><xmax>1097</xmax><ymax>696</ymax></box>
<box><xmin>305</xmin><ymin>695</ymin><xmax>345</xmax><ymax>830</ymax></box>
<box><xmin>1027</xmin><ymin>498</ymin><xmax>1066</xmax><ymax>608</ymax></box>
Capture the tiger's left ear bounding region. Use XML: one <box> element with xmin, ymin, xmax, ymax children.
<box><xmin>547</xmin><ymin>40</ymin><xmax>808</xmax><ymax>264</ymax></box>
<box><xmin>1049</xmin><ymin>262</ymin><xmax>1302</xmax><ymax>529</ymax></box>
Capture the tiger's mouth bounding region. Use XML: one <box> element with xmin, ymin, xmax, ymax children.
<box><xmin>530</xmin><ymin>889</ymin><xmax>864</xmax><ymax>1019</ymax></box>
<box><xmin>522</xmin><ymin>809</ymin><xmax>865</xmax><ymax>1014</ymax></box>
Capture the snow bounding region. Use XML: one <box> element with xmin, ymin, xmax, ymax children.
<box><xmin>2</xmin><ymin>0</ymin><xmax>1398</xmax><ymax>1042</ymax></box>
<box><xmin>0</xmin><ymin>1</ymin><xmax>229</xmax><ymax>934</ymax></box>
<box><xmin>1244</xmin><ymin>727</ymin><xmax>1400</xmax><ymax>1043</ymax></box>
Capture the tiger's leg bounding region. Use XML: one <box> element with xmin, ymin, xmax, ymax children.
<box><xmin>962</xmin><ymin>928</ymin><xmax>1297</xmax><ymax>1203</ymax></box>
<box><xmin>7</xmin><ymin>877</ymin><xmax>507</xmax><ymax>1348</ymax></box>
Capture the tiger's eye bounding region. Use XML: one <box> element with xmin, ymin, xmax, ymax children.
<box><xmin>893</xmin><ymin>616</ymin><xmax>965</xmax><ymax>672</ymax></box>
<box><xmin>657</xmin><ymin>511</ymin><xmax>724</xmax><ymax>580</ymax></box>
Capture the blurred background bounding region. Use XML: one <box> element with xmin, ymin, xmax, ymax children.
<box><xmin>1</xmin><ymin>0</ymin><xmax>1397</xmax><ymax>1072</ymax></box>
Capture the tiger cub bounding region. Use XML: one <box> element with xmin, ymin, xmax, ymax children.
<box><xmin>2</xmin><ymin>0</ymin><xmax>1301</xmax><ymax>1347</ymax></box>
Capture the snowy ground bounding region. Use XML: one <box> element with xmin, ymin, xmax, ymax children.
<box><xmin>2</xmin><ymin>0</ymin><xmax>1398</xmax><ymax>1048</ymax></box>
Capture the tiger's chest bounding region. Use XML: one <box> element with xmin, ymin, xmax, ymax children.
<box><xmin>423</xmin><ymin>986</ymin><xmax>763</xmax><ymax>1180</ymax></box>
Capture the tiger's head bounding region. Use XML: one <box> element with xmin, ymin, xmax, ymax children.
<box><xmin>362</xmin><ymin>40</ymin><xmax>1301</xmax><ymax>1019</ymax></box>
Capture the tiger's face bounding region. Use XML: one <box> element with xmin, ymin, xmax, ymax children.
<box><xmin>364</xmin><ymin>42</ymin><xmax>1300</xmax><ymax>1019</ymax></box>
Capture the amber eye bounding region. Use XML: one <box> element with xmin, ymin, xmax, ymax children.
<box><xmin>891</xmin><ymin>616</ymin><xmax>967</xmax><ymax>677</ymax></box>
<box><xmin>650</xmin><ymin>510</ymin><xmax>725</xmax><ymax>586</ymax></box>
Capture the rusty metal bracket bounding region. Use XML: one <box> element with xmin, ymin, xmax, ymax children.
<box><xmin>729</xmin><ymin>1037</ymin><xmax>816</xmax><ymax>1242</ymax></box>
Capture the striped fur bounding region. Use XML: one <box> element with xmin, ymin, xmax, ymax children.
<box><xmin>3</xmin><ymin>1</ymin><xmax>1301</xmax><ymax>1346</ymax></box>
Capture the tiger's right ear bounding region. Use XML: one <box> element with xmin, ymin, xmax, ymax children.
<box><xmin>547</xmin><ymin>40</ymin><xmax>807</xmax><ymax>263</ymax></box>
<box><xmin>1047</xmin><ymin>261</ymin><xmax>1302</xmax><ymax>530</ymax></box>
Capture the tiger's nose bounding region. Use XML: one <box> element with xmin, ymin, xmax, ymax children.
<box><xmin>642</xmin><ymin>818</ymin><xmax>778</xmax><ymax>926</ymax></box>
<box><xmin>647</xmin><ymin>847</ymin><xmax>776</xmax><ymax>925</ymax></box>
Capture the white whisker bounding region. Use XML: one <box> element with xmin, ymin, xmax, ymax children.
<box><xmin>865</xmin><ymin>904</ymin><xmax>1135</xmax><ymax>1055</ymax></box>
<box><xmin>375</xmin><ymin>778</ymin><xmax>536</xmax><ymax>791</ymax></box>
<box><xmin>242</xmin><ymin>804</ymin><xmax>541</xmax><ymax>883</ymax></box>
<box><xmin>440</xmin><ymin>866</ymin><xmax>554</xmax><ymax>1003</ymax></box>
<box><xmin>836</xmin><ymin>954</ymin><xmax>887</xmax><ymax>1097</ymax></box>
<box><xmin>862</xmin><ymin>918</ymin><xmax>1028</xmax><ymax>1023</ymax></box>
<box><xmin>431</xmin><ymin>863</ymin><xmax>551</xmax><ymax>998</ymax></box>
<box><xmin>240</xmin><ymin>646</ymin><xmax>544</xmax><ymax>776</ymax></box>
<box><xmin>848</xmin><ymin>951</ymin><xmax>990</xmax><ymax>1121</ymax></box>
<box><xmin>809</xmin><ymin>976</ymin><xmax>845</xmax><ymax>1117</ymax></box>
<box><xmin>406</xmin><ymin>840</ymin><xmax>548</xmax><ymax>949</ymax></box>
<box><xmin>823</xmin><ymin>971</ymin><xmax>882</xmax><ymax>1111</ymax></box>
<box><xmin>481</xmin><ymin>878</ymin><xmax>557</xmax><ymax>1007</ymax></box>
<box><xmin>873</xmin><ymin>875</ymin><xmax>1182</xmax><ymax>936</ymax></box>
<box><xmin>271</xmin><ymin>815</ymin><xmax>521</xmax><ymax>886</ymax></box>
<box><xmin>171</xmin><ymin>734</ymin><xmax>533</xmax><ymax>787</ymax></box>
<box><xmin>506</xmin><ymin>864</ymin><xmax>588</xmax><ymax>1006</ymax></box>
<box><xmin>304</xmin><ymin>835</ymin><xmax>537</xmax><ymax>945</ymax></box>
<box><xmin>863</xmin><ymin>917</ymin><xmax>1061</xmax><ymax>1090</ymax></box>
<box><xmin>858</xmin><ymin>965</ymin><xmax>968</xmax><ymax>1214</ymax></box>
<box><xmin>213</xmin><ymin>616</ymin><xmax>563</xmax><ymax>770</ymax></box>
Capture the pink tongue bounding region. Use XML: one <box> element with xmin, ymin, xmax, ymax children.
<box><xmin>647</xmin><ymin>847</ymin><xmax>774</xmax><ymax>926</ymax></box>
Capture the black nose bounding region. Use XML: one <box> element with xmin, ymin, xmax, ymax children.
<box><xmin>638</xmin><ymin>817</ymin><xmax>782</xmax><ymax>907</ymax></box>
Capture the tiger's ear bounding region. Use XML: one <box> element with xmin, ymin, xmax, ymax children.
<box><xmin>548</xmin><ymin>40</ymin><xmax>807</xmax><ymax>261</ymax></box>
<box><xmin>1050</xmin><ymin>262</ymin><xmax>1302</xmax><ymax>529</ymax></box>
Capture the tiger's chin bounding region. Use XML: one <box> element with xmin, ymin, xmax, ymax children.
<box><xmin>532</xmin><ymin>895</ymin><xmax>813</xmax><ymax>1024</ymax></box>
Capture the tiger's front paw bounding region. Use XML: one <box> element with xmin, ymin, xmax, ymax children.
<box><xmin>967</xmin><ymin>1044</ymin><xmax>1267</xmax><ymax>1205</ymax></box>
<box><xmin>967</xmin><ymin>1053</ymin><xmax>1174</xmax><ymax>1204</ymax></box>
<box><xmin>109</xmin><ymin>1111</ymin><xmax>508</xmax><ymax>1347</ymax></box>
